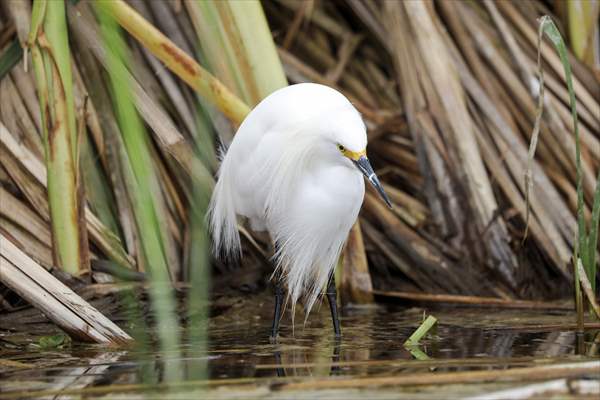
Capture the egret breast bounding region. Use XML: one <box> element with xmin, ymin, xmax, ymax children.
<box><xmin>265</xmin><ymin>161</ymin><xmax>364</xmax><ymax>313</ymax></box>
<box><xmin>284</xmin><ymin>163</ymin><xmax>364</xmax><ymax>242</ymax></box>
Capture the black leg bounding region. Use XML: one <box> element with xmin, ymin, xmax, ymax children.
<box><xmin>330</xmin><ymin>337</ymin><xmax>341</xmax><ymax>375</ymax></box>
<box><xmin>270</xmin><ymin>276</ymin><xmax>284</xmax><ymax>341</ymax></box>
<box><xmin>326</xmin><ymin>270</ymin><xmax>341</xmax><ymax>338</ymax></box>
<box><xmin>274</xmin><ymin>350</ymin><xmax>286</xmax><ymax>377</ymax></box>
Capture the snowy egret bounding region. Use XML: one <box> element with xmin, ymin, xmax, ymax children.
<box><xmin>209</xmin><ymin>83</ymin><xmax>391</xmax><ymax>338</ymax></box>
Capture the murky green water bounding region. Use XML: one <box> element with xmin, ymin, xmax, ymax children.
<box><xmin>1</xmin><ymin>291</ymin><xmax>599</xmax><ymax>399</ymax></box>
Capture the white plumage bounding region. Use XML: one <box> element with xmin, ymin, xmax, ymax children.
<box><xmin>209</xmin><ymin>83</ymin><xmax>388</xmax><ymax>322</ymax></box>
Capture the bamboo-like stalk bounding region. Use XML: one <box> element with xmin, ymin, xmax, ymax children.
<box><xmin>28</xmin><ymin>0</ymin><xmax>86</xmax><ymax>275</ymax></box>
<box><xmin>1</xmin><ymin>119</ymin><xmax>134</xmax><ymax>270</ymax></box>
<box><xmin>185</xmin><ymin>0</ymin><xmax>254</xmax><ymax>105</ymax></box>
<box><xmin>216</xmin><ymin>0</ymin><xmax>287</xmax><ymax>104</ymax></box>
<box><xmin>95</xmin><ymin>0</ymin><xmax>250</xmax><ymax>125</ymax></box>
<box><xmin>67</xmin><ymin>2</ymin><xmax>214</xmax><ymax>191</ymax></box>
<box><xmin>567</xmin><ymin>0</ymin><xmax>598</xmax><ymax>65</ymax></box>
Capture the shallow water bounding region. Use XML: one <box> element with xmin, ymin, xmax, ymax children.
<box><xmin>1</xmin><ymin>291</ymin><xmax>599</xmax><ymax>399</ymax></box>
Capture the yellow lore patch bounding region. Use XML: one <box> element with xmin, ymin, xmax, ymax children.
<box><xmin>343</xmin><ymin>148</ymin><xmax>366</xmax><ymax>161</ymax></box>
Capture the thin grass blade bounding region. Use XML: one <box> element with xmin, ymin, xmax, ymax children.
<box><xmin>540</xmin><ymin>17</ymin><xmax>596</xmax><ymax>290</ymax></box>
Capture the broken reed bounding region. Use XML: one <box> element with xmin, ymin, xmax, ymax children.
<box><xmin>405</xmin><ymin>315</ymin><xmax>438</xmax><ymax>344</ymax></box>
<box><xmin>29</xmin><ymin>0</ymin><xmax>86</xmax><ymax>275</ymax></box>
<box><xmin>1</xmin><ymin>0</ymin><xmax>599</xmax><ymax>350</ymax></box>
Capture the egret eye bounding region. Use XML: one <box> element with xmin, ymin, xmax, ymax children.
<box><xmin>337</xmin><ymin>144</ymin><xmax>345</xmax><ymax>152</ymax></box>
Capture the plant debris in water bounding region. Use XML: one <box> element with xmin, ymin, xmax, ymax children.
<box><xmin>0</xmin><ymin>291</ymin><xmax>599</xmax><ymax>398</ymax></box>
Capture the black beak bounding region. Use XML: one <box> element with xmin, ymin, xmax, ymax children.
<box><xmin>352</xmin><ymin>156</ymin><xmax>392</xmax><ymax>209</ymax></box>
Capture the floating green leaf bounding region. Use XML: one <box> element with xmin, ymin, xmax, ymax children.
<box><xmin>37</xmin><ymin>334</ymin><xmax>71</xmax><ymax>349</ymax></box>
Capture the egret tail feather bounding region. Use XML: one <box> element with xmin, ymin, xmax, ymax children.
<box><xmin>208</xmin><ymin>152</ymin><xmax>242</xmax><ymax>259</ymax></box>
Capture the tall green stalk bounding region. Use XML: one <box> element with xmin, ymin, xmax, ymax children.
<box><xmin>187</xmin><ymin>0</ymin><xmax>287</xmax><ymax>106</ymax></box>
<box><xmin>96</xmin><ymin>7</ymin><xmax>183</xmax><ymax>382</ymax></box>
<box><xmin>186</xmin><ymin>0</ymin><xmax>248</xmax><ymax>104</ymax></box>
<box><xmin>540</xmin><ymin>16</ymin><xmax>599</xmax><ymax>299</ymax></box>
<box><xmin>28</xmin><ymin>0</ymin><xmax>86</xmax><ymax>274</ymax></box>
<box><xmin>567</xmin><ymin>0</ymin><xmax>599</xmax><ymax>65</ymax></box>
<box><xmin>220</xmin><ymin>0</ymin><xmax>288</xmax><ymax>103</ymax></box>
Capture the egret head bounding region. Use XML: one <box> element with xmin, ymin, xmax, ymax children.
<box><xmin>258</xmin><ymin>83</ymin><xmax>392</xmax><ymax>209</ymax></box>
<box><xmin>336</xmin><ymin>142</ymin><xmax>392</xmax><ymax>209</ymax></box>
<box><xmin>326</xmin><ymin>108</ymin><xmax>392</xmax><ymax>209</ymax></box>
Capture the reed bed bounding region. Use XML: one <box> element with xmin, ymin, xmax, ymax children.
<box><xmin>0</xmin><ymin>0</ymin><xmax>598</xmax><ymax>343</ymax></box>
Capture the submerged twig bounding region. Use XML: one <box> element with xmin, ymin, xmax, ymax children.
<box><xmin>279</xmin><ymin>361</ymin><xmax>599</xmax><ymax>390</ymax></box>
<box><xmin>373</xmin><ymin>290</ymin><xmax>572</xmax><ymax>310</ymax></box>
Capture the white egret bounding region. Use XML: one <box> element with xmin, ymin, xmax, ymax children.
<box><xmin>209</xmin><ymin>83</ymin><xmax>391</xmax><ymax>338</ymax></box>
